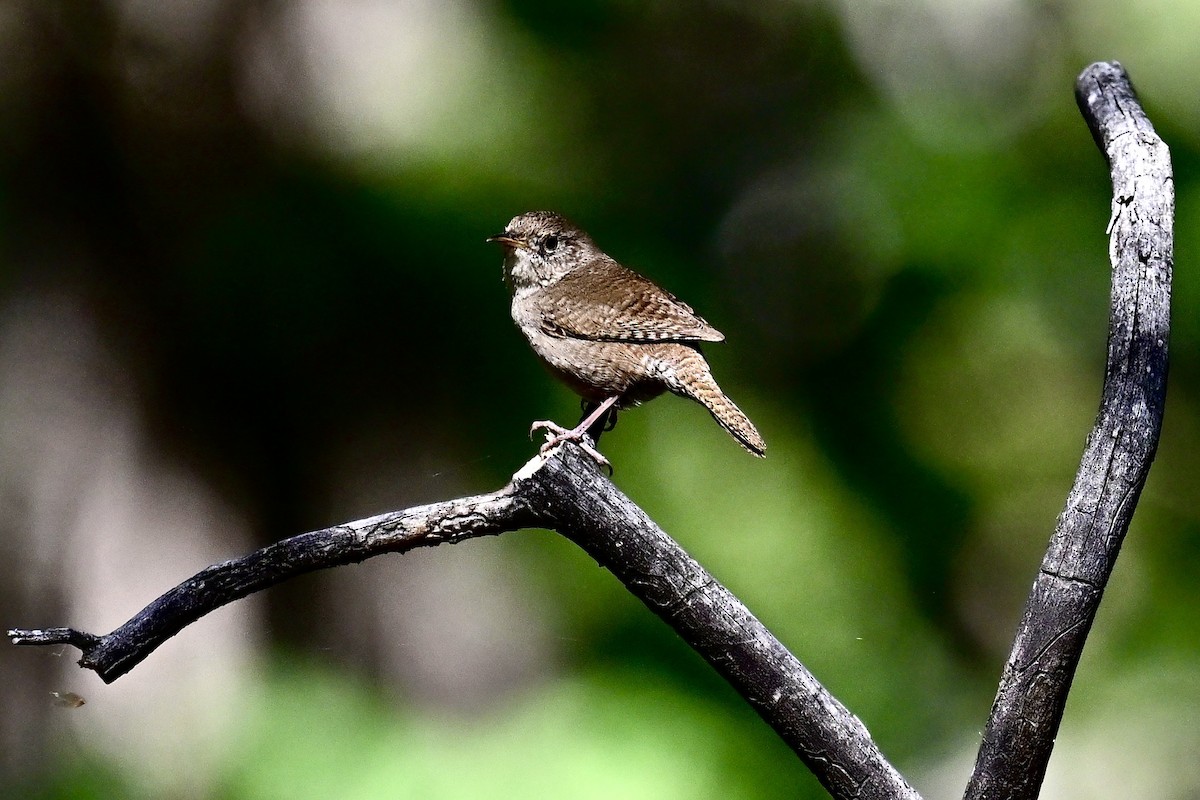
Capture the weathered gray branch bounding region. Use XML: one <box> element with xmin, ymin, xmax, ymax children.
<box><xmin>10</xmin><ymin>443</ymin><xmax>920</xmax><ymax>800</ymax></box>
<box><xmin>11</xmin><ymin>487</ymin><xmax>535</xmax><ymax>683</ymax></box>
<box><xmin>964</xmin><ymin>61</ymin><xmax>1172</xmax><ymax>800</ymax></box>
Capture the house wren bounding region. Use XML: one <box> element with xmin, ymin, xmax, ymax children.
<box><xmin>488</xmin><ymin>210</ymin><xmax>766</xmax><ymax>464</ymax></box>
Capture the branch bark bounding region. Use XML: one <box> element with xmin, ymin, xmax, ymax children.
<box><xmin>10</xmin><ymin>444</ymin><xmax>920</xmax><ymax>800</ymax></box>
<box><xmin>964</xmin><ymin>61</ymin><xmax>1172</xmax><ymax>800</ymax></box>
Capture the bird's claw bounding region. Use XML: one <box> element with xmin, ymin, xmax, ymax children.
<box><xmin>530</xmin><ymin>420</ymin><xmax>570</xmax><ymax>440</ymax></box>
<box><xmin>530</xmin><ymin>420</ymin><xmax>612</xmax><ymax>470</ymax></box>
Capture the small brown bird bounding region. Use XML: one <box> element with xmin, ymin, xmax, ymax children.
<box><xmin>488</xmin><ymin>211</ymin><xmax>765</xmax><ymax>465</ymax></box>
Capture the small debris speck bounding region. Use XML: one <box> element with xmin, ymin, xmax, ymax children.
<box><xmin>50</xmin><ymin>691</ymin><xmax>86</xmax><ymax>708</ymax></box>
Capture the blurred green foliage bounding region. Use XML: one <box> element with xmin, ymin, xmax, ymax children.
<box><xmin>3</xmin><ymin>0</ymin><xmax>1199</xmax><ymax>798</ymax></box>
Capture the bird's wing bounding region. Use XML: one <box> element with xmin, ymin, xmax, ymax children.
<box><xmin>532</xmin><ymin>258</ymin><xmax>726</xmax><ymax>343</ymax></box>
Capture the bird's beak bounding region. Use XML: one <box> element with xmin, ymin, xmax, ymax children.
<box><xmin>487</xmin><ymin>233</ymin><xmax>528</xmax><ymax>250</ymax></box>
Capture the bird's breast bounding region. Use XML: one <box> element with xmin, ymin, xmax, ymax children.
<box><xmin>512</xmin><ymin>294</ymin><xmax>688</xmax><ymax>406</ymax></box>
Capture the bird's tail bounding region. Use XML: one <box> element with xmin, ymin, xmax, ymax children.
<box><xmin>671</xmin><ymin>348</ymin><xmax>766</xmax><ymax>457</ymax></box>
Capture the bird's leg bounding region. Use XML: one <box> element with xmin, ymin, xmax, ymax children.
<box><xmin>578</xmin><ymin>399</ymin><xmax>619</xmax><ymax>443</ymax></box>
<box><xmin>531</xmin><ymin>395</ymin><xmax>620</xmax><ymax>466</ymax></box>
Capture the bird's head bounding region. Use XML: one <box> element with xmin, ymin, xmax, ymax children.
<box><xmin>487</xmin><ymin>211</ymin><xmax>595</xmax><ymax>294</ymax></box>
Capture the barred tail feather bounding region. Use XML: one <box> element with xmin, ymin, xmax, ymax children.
<box><xmin>702</xmin><ymin>389</ymin><xmax>766</xmax><ymax>457</ymax></box>
<box><xmin>669</xmin><ymin>348</ymin><xmax>766</xmax><ymax>457</ymax></box>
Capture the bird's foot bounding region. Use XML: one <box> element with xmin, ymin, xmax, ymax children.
<box><xmin>530</xmin><ymin>420</ymin><xmax>612</xmax><ymax>470</ymax></box>
<box><xmin>529</xmin><ymin>419</ymin><xmax>570</xmax><ymax>441</ymax></box>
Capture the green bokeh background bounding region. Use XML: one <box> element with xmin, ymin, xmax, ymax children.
<box><xmin>1</xmin><ymin>1</ymin><xmax>1198</xmax><ymax>798</ymax></box>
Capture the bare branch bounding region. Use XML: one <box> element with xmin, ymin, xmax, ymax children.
<box><xmin>964</xmin><ymin>61</ymin><xmax>1172</xmax><ymax>800</ymax></box>
<box><xmin>10</xmin><ymin>445</ymin><xmax>920</xmax><ymax>800</ymax></box>
<box><xmin>528</xmin><ymin>447</ymin><xmax>921</xmax><ymax>800</ymax></box>
<box><xmin>10</xmin><ymin>487</ymin><xmax>537</xmax><ymax>684</ymax></box>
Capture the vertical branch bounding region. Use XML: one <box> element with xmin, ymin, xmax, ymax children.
<box><xmin>964</xmin><ymin>61</ymin><xmax>1172</xmax><ymax>800</ymax></box>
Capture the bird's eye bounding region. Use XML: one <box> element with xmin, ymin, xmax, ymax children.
<box><xmin>542</xmin><ymin>235</ymin><xmax>559</xmax><ymax>254</ymax></box>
